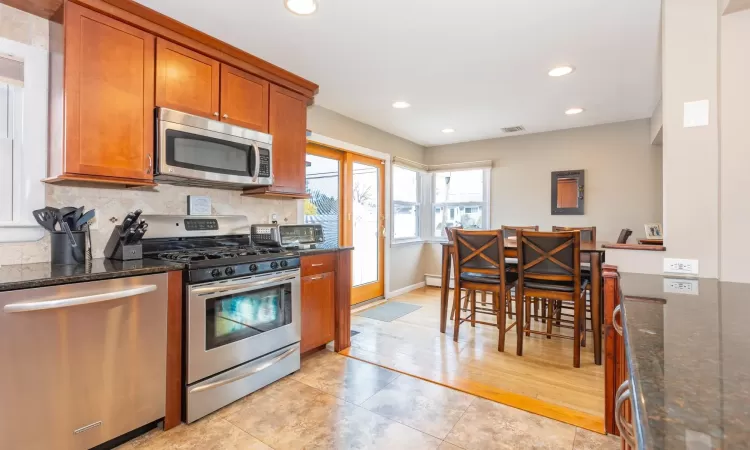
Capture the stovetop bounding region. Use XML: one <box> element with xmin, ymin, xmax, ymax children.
<box><xmin>155</xmin><ymin>244</ymin><xmax>288</xmax><ymax>263</ymax></box>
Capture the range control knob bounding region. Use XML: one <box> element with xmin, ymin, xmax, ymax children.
<box><xmin>224</xmin><ymin>266</ymin><xmax>235</xmax><ymax>276</ymax></box>
<box><xmin>270</xmin><ymin>261</ymin><xmax>279</xmax><ymax>270</ymax></box>
<box><xmin>211</xmin><ymin>269</ymin><xmax>221</xmax><ymax>278</ymax></box>
<box><xmin>280</xmin><ymin>260</ymin><xmax>288</xmax><ymax>268</ymax></box>
<box><xmin>248</xmin><ymin>264</ymin><xmax>258</xmax><ymax>272</ymax></box>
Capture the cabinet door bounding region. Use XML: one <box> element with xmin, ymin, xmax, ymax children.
<box><xmin>156</xmin><ymin>38</ymin><xmax>220</xmax><ymax>119</ymax></box>
<box><xmin>269</xmin><ymin>84</ymin><xmax>307</xmax><ymax>194</ymax></box>
<box><xmin>301</xmin><ymin>272</ymin><xmax>335</xmax><ymax>353</ymax></box>
<box><xmin>64</xmin><ymin>2</ymin><xmax>155</xmax><ymax>180</ymax></box>
<box><xmin>220</xmin><ymin>64</ymin><xmax>269</xmax><ymax>132</ymax></box>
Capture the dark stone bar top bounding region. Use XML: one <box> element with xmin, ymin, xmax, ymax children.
<box><xmin>0</xmin><ymin>258</ymin><xmax>185</xmax><ymax>292</ymax></box>
<box><xmin>619</xmin><ymin>273</ymin><xmax>750</xmax><ymax>450</ymax></box>
<box><xmin>296</xmin><ymin>246</ymin><xmax>354</xmax><ymax>256</ymax></box>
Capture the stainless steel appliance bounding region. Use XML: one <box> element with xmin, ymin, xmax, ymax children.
<box><xmin>141</xmin><ymin>215</ymin><xmax>301</xmax><ymax>423</ymax></box>
<box><xmin>251</xmin><ymin>223</ymin><xmax>325</xmax><ymax>249</ymax></box>
<box><xmin>0</xmin><ymin>274</ymin><xmax>168</xmax><ymax>450</ymax></box>
<box><xmin>155</xmin><ymin>108</ymin><xmax>273</xmax><ymax>188</ymax></box>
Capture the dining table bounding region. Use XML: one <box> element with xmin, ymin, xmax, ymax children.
<box><xmin>438</xmin><ymin>238</ymin><xmax>606</xmax><ymax>365</ymax></box>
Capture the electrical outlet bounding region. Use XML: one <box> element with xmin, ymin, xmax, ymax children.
<box><xmin>269</xmin><ymin>213</ymin><xmax>278</xmax><ymax>224</ymax></box>
<box><xmin>663</xmin><ymin>258</ymin><xmax>699</xmax><ymax>275</ymax></box>
<box><xmin>663</xmin><ymin>278</ymin><xmax>699</xmax><ymax>295</ymax></box>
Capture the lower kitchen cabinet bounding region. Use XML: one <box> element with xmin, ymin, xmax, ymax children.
<box><xmin>301</xmin><ymin>271</ymin><xmax>335</xmax><ymax>353</ymax></box>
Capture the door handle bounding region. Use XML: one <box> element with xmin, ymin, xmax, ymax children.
<box><xmin>146</xmin><ymin>155</ymin><xmax>152</xmax><ymax>174</ymax></box>
<box><xmin>223</xmin><ymin>114</ymin><xmax>229</xmax><ymax>119</ymax></box>
<box><xmin>213</xmin><ymin>112</ymin><xmax>219</xmax><ymax>117</ymax></box>
<box><xmin>252</xmin><ymin>143</ymin><xmax>260</xmax><ymax>180</ymax></box>
<box><xmin>4</xmin><ymin>285</ymin><xmax>157</xmax><ymax>313</ymax></box>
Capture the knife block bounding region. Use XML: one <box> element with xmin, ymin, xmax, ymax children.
<box><xmin>104</xmin><ymin>225</ymin><xmax>143</xmax><ymax>261</ymax></box>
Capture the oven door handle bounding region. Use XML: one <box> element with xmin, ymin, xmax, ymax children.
<box><xmin>192</xmin><ymin>274</ymin><xmax>298</xmax><ymax>296</ymax></box>
<box><xmin>251</xmin><ymin>143</ymin><xmax>260</xmax><ymax>181</ymax></box>
<box><xmin>188</xmin><ymin>345</ymin><xmax>298</xmax><ymax>394</ymax></box>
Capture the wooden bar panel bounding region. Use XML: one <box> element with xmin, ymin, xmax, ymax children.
<box><xmin>334</xmin><ymin>249</ymin><xmax>352</xmax><ymax>352</ymax></box>
<box><xmin>603</xmin><ymin>264</ymin><xmax>621</xmax><ymax>435</ymax></box>
<box><xmin>164</xmin><ymin>270</ymin><xmax>183</xmax><ymax>430</ymax></box>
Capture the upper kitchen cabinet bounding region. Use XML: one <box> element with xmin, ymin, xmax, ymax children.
<box><xmin>220</xmin><ymin>65</ymin><xmax>269</xmax><ymax>132</ymax></box>
<box><xmin>244</xmin><ymin>84</ymin><xmax>308</xmax><ymax>197</ymax></box>
<box><xmin>156</xmin><ymin>39</ymin><xmax>220</xmax><ymax>119</ymax></box>
<box><xmin>47</xmin><ymin>1</ymin><xmax>156</xmax><ymax>186</ymax></box>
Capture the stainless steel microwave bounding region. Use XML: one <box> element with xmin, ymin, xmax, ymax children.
<box><xmin>155</xmin><ymin>108</ymin><xmax>273</xmax><ymax>188</ymax></box>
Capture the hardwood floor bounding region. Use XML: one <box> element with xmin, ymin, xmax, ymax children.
<box><xmin>343</xmin><ymin>287</ymin><xmax>606</xmax><ymax>433</ymax></box>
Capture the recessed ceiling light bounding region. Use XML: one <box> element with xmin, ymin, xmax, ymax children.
<box><xmin>548</xmin><ymin>66</ymin><xmax>575</xmax><ymax>77</ymax></box>
<box><xmin>565</xmin><ymin>108</ymin><xmax>584</xmax><ymax>115</ymax></box>
<box><xmin>285</xmin><ymin>0</ymin><xmax>318</xmax><ymax>15</ymax></box>
<box><xmin>441</xmin><ymin>128</ymin><xmax>455</xmax><ymax>134</ymax></box>
<box><xmin>392</xmin><ymin>101</ymin><xmax>411</xmax><ymax>109</ymax></box>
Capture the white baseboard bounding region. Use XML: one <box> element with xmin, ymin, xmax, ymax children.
<box><xmin>425</xmin><ymin>273</ymin><xmax>454</xmax><ymax>289</ymax></box>
<box><xmin>387</xmin><ymin>281</ymin><xmax>426</xmax><ymax>298</ymax></box>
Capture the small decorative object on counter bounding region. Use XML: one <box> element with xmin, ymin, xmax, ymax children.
<box><xmin>104</xmin><ymin>209</ymin><xmax>148</xmax><ymax>261</ymax></box>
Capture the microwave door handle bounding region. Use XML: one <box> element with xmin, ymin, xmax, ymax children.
<box><xmin>251</xmin><ymin>143</ymin><xmax>260</xmax><ymax>181</ymax></box>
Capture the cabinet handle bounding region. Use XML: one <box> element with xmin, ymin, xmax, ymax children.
<box><xmin>213</xmin><ymin>112</ymin><xmax>219</xmax><ymax>117</ymax></box>
<box><xmin>223</xmin><ymin>114</ymin><xmax>229</xmax><ymax>119</ymax></box>
<box><xmin>615</xmin><ymin>380</ymin><xmax>636</xmax><ymax>447</ymax></box>
<box><xmin>613</xmin><ymin>304</ymin><xmax>623</xmax><ymax>336</ymax></box>
<box><xmin>311</xmin><ymin>263</ymin><xmax>324</xmax><ymax>267</ymax></box>
<box><xmin>146</xmin><ymin>155</ymin><xmax>152</xmax><ymax>174</ymax></box>
<box><xmin>309</xmin><ymin>275</ymin><xmax>324</xmax><ymax>280</ymax></box>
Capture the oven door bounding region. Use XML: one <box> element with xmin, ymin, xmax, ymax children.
<box><xmin>186</xmin><ymin>270</ymin><xmax>301</xmax><ymax>384</ymax></box>
<box><xmin>158</xmin><ymin>120</ymin><xmax>260</xmax><ymax>186</ymax></box>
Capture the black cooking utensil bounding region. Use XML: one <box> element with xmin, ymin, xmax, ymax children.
<box><xmin>61</xmin><ymin>222</ymin><xmax>77</xmax><ymax>248</ymax></box>
<box><xmin>32</xmin><ymin>207</ymin><xmax>59</xmax><ymax>232</ymax></box>
<box><xmin>76</xmin><ymin>209</ymin><xmax>96</xmax><ymax>229</ymax></box>
<box><xmin>71</xmin><ymin>206</ymin><xmax>84</xmax><ymax>230</ymax></box>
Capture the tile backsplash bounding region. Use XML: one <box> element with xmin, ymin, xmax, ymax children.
<box><xmin>0</xmin><ymin>184</ymin><xmax>299</xmax><ymax>265</ymax></box>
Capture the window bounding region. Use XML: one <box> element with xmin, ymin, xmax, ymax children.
<box><xmin>305</xmin><ymin>153</ymin><xmax>340</xmax><ymax>248</ymax></box>
<box><xmin>432</xmin><ymin>168</ymin><xmax>489</xmax><ymax>238</ymax></box>
<box><xmin>0</xmin><ymin>40</ymin><xmax>48</xmax><ymax>242</ymax></box>
<box><xmin>392</xmin><ymin>165</ymin><xmax>421</xmax><ymax>241</ymax></box>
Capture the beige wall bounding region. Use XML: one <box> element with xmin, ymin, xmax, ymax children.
<box><xmin>307</xmin><ymin>105</ymin><xmax>427</xmax><ymax>293</ymax></box>
<box><xmin>719</xmin><ymin>8</ymin><xmax>750</xmax><ymax>282</ymax></box>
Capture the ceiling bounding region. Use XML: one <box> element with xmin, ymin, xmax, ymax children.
<box><xmin>135</xmin><ymin>0</ymin><xmax>662</xmax><ymax>147</ymax></box>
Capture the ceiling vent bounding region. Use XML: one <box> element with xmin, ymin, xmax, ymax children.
<box><xmin>501</xmin><ymin>126</ymin><xmax>526</xmax><ymax>133</ymax></box>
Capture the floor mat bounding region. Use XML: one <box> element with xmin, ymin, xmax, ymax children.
<box><xmin>356</xmin><ymin>302</ymin><xmax>421</xmax><ymax>322</ymax></box>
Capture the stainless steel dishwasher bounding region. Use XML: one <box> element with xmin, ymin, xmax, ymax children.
<box><xmin>0</xmin><ymin>273</ymin><xmax>169</xmax><ymax>450</ymax></box>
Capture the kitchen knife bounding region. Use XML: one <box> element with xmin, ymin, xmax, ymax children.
<box><xmin>122</xmin><ymin>227</ymin><xmax>136</xmax><ymax>245</ymax></box>
<box><xmin>120</xmin><ymin>209</ymin><xmax>142</xmax><ymax>232</ymax></box>
<box><xmin>131</xmin><ymin>222</ymin><xmax>148</xmax><ymax>243</ymax></box>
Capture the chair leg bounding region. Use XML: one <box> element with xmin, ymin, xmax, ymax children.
<box><xmin>481</xmin><ymin>291</ymin><xmax>487</xmax><ymax>306</ymax></box>
<box><xmin>533</xmin><ymin>298</ymin><xmax>539</xmax><ymax>322</ymax></box>
<box><xmin>541</xmin><ymin>299</ymin><xmax>546</xmax><ymax>324</ymax></box>
<box><xmin>573</xmin><ymin>298</ymin><xmax>586</xmax><ymax>368</ymax></box>
<box><xmin>555</xmin><ymin>300</ymin><xmax>562</xmax><ymax>327</ymax></box>
<box><xmin>450</xmin><ymin>288</ymin><xmax>460</xmax><ymax>320</ymax></box>
<box><xmin>546</xmin><ymin>299</ymin><xmax>553</xmax><ymax>339</ymax></box>
<box><xmin>524</xmin><ymin>296</ymin><xmax>531</xmax><ymax>336</ymax></box>
<box><xmin>516</xmin><ymin>291</ymin><xmax>524</xmax><ymax>356</ymax></box>
<box><xmin>453</xmin><ymin>283</ymin><xmax>461</xmax><ymax>343</ymax></box>
<box><xmin>470</xmin><ymin>290</ymin><xmax>476</xmax><ymax>327</ymax></box>
<box><xmin>497</xmin><ymin>291</ymin><xmax>507</xmax><ymax>352</ymax></box>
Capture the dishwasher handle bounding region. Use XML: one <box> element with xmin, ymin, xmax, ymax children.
<box><xmin>3</xmin><ymin>285</ymin><xmax>158</xmax><ymax>313</ymax></box>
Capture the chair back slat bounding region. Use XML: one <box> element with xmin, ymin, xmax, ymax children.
<box><xmin>445</xmin><ymin>225</ymin><xmax>462</xmax><ymax>241</ymax></box>
<box><xmin>552</xmin><ymin>226</ymin><xmax>596</xmax><ymax>243</ymax></box>
<box><xmin>502</xmin><ymin>225</ymin><xmax>539</xmax><ymax>239</ymax></box>
<box><xmin>453</xmin><ymin>229</ymin><xmax>506</xmax><ymax>277</ymax></box>
<box><xmin>517</xmin><ymin>230</ymin><xmax>581</xmax><ymax>282</ymax></box>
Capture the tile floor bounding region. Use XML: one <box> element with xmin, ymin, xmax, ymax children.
<box><xmin>118</xmin><ymin>350</ymin><xmax>618</xmax><ymax>450</ymax></box>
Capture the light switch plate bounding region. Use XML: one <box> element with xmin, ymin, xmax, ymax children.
<box><xmin>664</xmin><ymin>258</ymin><xmax>699</xmax><ymax>275</ymax></box>
<box><xmin>684</xmin><ymin>100</ymin><xmax>710</xmax><ymax>127</ymax></box>
<box><xmin>663</xmin><ymin>278</ymin><xmax>699</xmax><ymax>295</ymax></box>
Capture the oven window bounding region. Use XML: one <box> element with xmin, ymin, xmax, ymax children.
<box><xmin>166</xmin><ymin>129</ymin><xmax>254</xmax><ymax>176</ymax></box>
<box><xmin>205</xmin><ymin>283</ymin><xmax>292</xmax><ymax>350</ymax></box>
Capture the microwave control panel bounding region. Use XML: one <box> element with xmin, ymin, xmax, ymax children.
<box><xmin>258</xmin><ymin>148</ymin><xmax>271</xmax><ymax>178</ymax></box>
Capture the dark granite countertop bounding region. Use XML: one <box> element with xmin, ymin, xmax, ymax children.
<box><xmin>619</xmin><ymin>273</ymin><xmax>750</xmax><ymax>449</ymax></box>
<box><xmin>296</xmin><ymin>246</ymin><xmax>354</xmax><ymax>256</ymax></box>
<box><xmin>0</xmin><ymin>258</ymin><xmax>185</xmax><ymax>292</ymax></box>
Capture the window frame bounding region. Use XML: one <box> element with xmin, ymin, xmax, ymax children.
<box><xmin>0</xmin><ymin>37</ymin><xmax>48</xmax><ymax>243</ymax></box>
<box><xmin>391</xmin><ymin>164</ymin><xmax>423</xmax><ymax>245</ymax></box>
<box><xmin>429</xmin><ymin>167</ymin><xmax>491</xmax><ymax>241</ymax></box>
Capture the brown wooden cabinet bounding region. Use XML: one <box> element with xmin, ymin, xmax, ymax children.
<box><xmin>49</xmin><ymin>1</ymin><xmax>155</xmax><ymax>184</ymax></box>
<box><xmin>220</xmin><ymin>64</ymin><xmax>269</xmax><ymax>132</ymax></box>
<box><xmin>301</xmin><ymin>271</ymin><xmax>335</xmax><ymax>353</ymax></box>
<box><xmin>156</xmin><ymin>38</ymin><xmax>220</xmax><ymax>119</ymax></box>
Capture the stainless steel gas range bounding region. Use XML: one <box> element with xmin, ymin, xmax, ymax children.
<box><xmin>141</xmin><ymin>215</ymin><xmax>301</xmax><ymax>423</ymax></box>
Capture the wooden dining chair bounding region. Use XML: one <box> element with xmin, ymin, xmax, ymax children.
<box><xmin>516</xmin><ymin>230</ymin><xmax>587</xmax><ymax>367</ymax></box>
<box><xmin>445</xmin><ymin>225</ymin><xmax>477</xmax><ymax>321</ymax></box>
<box><xmin>452</xmin><ymin>229</ymin><xmax>517</xmax><ymax>351</ymax></box>
<box><xmin>552</xmin><ymin>226</ymin><xmax>596</xmax><ymax>346</ymax></box>
<box><xmin>501</xmin><ymin>225</ymin><xmax>540</xmax><ymax>239</ymax></box>
<box><xmin>501</xmin><ymin>226</ymin><xmax>540</xmax><ymax>320</ymax></box>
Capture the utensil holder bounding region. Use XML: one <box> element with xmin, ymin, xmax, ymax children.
<box><xmin>50</xmin><ymin>231</ymin><xmax>87</xmax><ymax>265</ymax></box>
<box><xmin>104</xmin><ymin>225</ymin><xmax>143</xmax><ymax>261</ymax></box>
